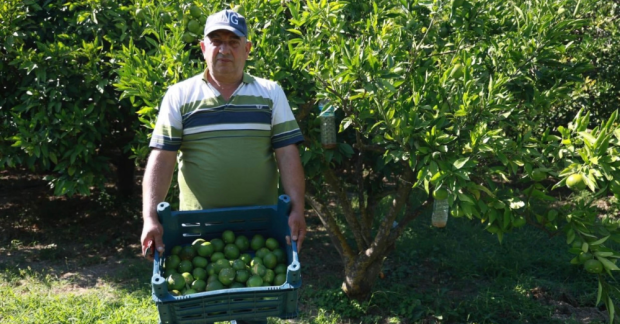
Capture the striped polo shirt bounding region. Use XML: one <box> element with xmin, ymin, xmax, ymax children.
<box><xmin>149</xmin><ymin>71</ymin><xmax>304</xmax><ymax>210</ymax></box>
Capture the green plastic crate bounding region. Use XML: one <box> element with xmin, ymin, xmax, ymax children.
<box><xmin>151</xmin><ymin>195</ymin><xmax>301</xmax><ymax>324</ymax></box>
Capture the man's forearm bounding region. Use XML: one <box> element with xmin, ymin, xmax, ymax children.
<box><xmin>275</xmin><ymin>145</ymin><xmax>305</xmax><ymax>212</ymax></box>
<box><xmin>275</xmin><ymin>144</ymin><xmax>307</xmax><ymax>250</ymax></box>
<box><xmin>142</xmin><ymin>149</ymin><xmax>177</xmax><ymax>222</ymax></box>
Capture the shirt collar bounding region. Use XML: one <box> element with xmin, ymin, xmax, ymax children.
<box><xmin>202</xmin><ymin>69</ymin><xmax>255</xmax><ymax>85</ymax></box>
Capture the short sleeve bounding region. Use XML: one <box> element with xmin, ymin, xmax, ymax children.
<box><xmin>149</xmin><ymin>86</ymin><xmax>184</xmax><ymax>151</ymax></box>
<box><xmin>270</xmin><ymin>84</ymin><xmax>304</xmax><ymax>149</ymax></box>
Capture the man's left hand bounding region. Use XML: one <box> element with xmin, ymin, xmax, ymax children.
<box><xmin>287</xmin><ymin>209</ymin><xmax>306</xmax><ymax>252</ymax></box>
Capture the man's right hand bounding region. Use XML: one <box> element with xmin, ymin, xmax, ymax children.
<box><xmin>141</xmin><ymin>219</ymin><xmax>165</xmax><ymax>261</ymax></box>
<box><xmin>141</xmin><ymin>149</ymin><xmax>177</xmax><ymax>260</ymax></box>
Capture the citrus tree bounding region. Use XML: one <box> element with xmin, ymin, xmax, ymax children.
<box><xmin>0</xmin><ymin>0</ymin><xmax>149</xmax><ymax>196</ymax></box>
<box><xmin>112</xmin><ymin>0</ymin><xmax>620</xmax><ymax>319</ymax></box>
<box><xmin>285</xmin><ymin>0</ymin><xmax>620</xmax><ymax>314</ymax></box>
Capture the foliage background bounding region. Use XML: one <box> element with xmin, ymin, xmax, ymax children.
<box><xmin>2</xmin><ymin>0</ymin><xmax>618</xmax><ymax>195</ymax></box>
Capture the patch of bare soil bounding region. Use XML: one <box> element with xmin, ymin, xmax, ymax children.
<box><xmin>1</xmin><ymin>242</ymin><xmax>145</xmax><ymax>284</ymax></box>
<box><xmin>530</xmin><ymin>287</ymin><xmax>609</xmax><ymax>323</ymax></box>
<box><xmin>0</xmin><ymin>168</ymin><xmax>146</xmax><ymax>288</ymax></box>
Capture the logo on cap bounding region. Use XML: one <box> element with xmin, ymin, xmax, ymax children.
<box><xmin>204</xmin><ymin>9</ymin><xmax>248</xmax><ymax>38</ymax></box>
<box><xmin>217</xmin><ymin>11</ymin><xmax>239</xmax><ymax>25</ymax></box>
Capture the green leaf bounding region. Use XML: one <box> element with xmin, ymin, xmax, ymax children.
<box><xmin>513</xmin><ymin>5</ymin><xmax>524</xmax><ymax>19</ymax></box>
<box><xmin>137</xmin><ymin>107</ymin><xmax>154</xmax><ymax>115</ymax></box>
<box><xmin>453</xmin><ymin>170</ymin><xmax>470</xmax><ymax>180</ymax></box>
<box><xmin>340</xmin><ymin>117</ymin><xmax>353</xmax><ymax>131</ymax></box>
<box><xmin>286</xmin><ymin>29</ymin><xmax>303</xmax><ymax>36</ymax></box>
<box><xmin>454</xmin><ymin>109</ymin><xmax>467</xmax><ymax>117</ymax></box>
<box><xmin>591</xmin><ymin>236</ymin><xmax>610</xmax><ymax>246</ymax></box>
<box><xmin>474</xmin><ymin>184</ymin><xmax>496</xmax><ymax>198</ymax></box>
<box><xmin>338</xmin><ymin>143</ymin><xmax>354</xmax><ymax>157</ymax></box>
<box><xmin>488</xmin><ymin>209</ymin><xmax>498</xmax><ymax>223</ymax></box>
<box><xmin>49</xmin><ymin>152</ymin><xmax>58</xmax><ymax>164</ymax></box>
<box><xmin>145</xmin><ymin>36</ymin><xmax>159</xmax><ymax>48</ymax></box>
<box><xmin>502</xmin><ymin>209</ymin><xmax>511</xmax><ymax>230</ymax></box>
<box><xmin>453</xmin><ymin>157</ymin><xmax>469</xmax><ymax>170</ymax></box>
<box><xmin>596</xmin><ymin>280</ymin><xmax>602</xmax><ymax>305</ymax></box>
<box><xmin>566</xmin><ymin>228</ymin><xmax>575</xmax><ymax>244</ymax></box>
<box><xmin>578</xmin><ymin>131</ymin><xmax>596</xmax><ymax>148</ymax></box>
<box><xmin>457</xmin><ymin>193</ymin><xmax>475</xmax><ymax>204</ymax></box>
<box><xmin>578</xmin><ymin>231</ymin><xmax>598</xmax><ymax>239</ymax></box>
<box><xmin>496</xmin><ymin>152</ymin><xmax>508</xmax><ymax>165</ymax></box>
<box><xmin>608</xmin><ymin>297</ymin><xmax>615</xmax><ymax>322</ymax></box>
<box><xmin>604</xmin><ymin>110</ymin><xmax>618</xmax><ymax>132</ymax></box>
<box><xmin>597</xmin><ymin>256</ymin><xmax>620</xmax><ymax>271</ymax></box>
<box><xmin>379</xmin><ymin>79</ymin><xmax>396</xmax><ymax>92</ymax></box>
<box><xmin>547</xmin><ymin>210</ymin><xmax>559</xmax><ymax>222</ymax></box>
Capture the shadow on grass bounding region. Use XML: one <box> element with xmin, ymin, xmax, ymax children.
<box><xmin>0</xmin><ymin>171</ymin><xmax>148</xmax><ymax>295</ymax></box>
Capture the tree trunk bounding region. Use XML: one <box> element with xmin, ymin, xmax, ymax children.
<box><xmin>115</xmin><ymin>152</ymin><xmax>135</xmax><ymax>197</ymax></box>
<box><xmin>341</xmin><ymin>256</ymin><xmax>384</xmax><ymax>301</ymax></box>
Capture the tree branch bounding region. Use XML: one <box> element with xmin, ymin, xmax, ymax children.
<box><xmin>304</xmin><ymin>192</ymin><xmax>354</xmax><ymax>260</ymax></box>
<box><xmin>364</xmin><ymin>165</ymin><xmax>417</xmax><ymax>264</ymax></box>
<box><xmin>323</xmin><ymin>167</ymin><xmax>370</xmax><ymax>250</ymax></box>
<box><xmin>358</xmin><ymin>144</ymin><xmax>386</xmax><ymax>154</ymax></box>
<box><xmin>364</xmin><ymin>178</ymin><xmax>397</xmax><ymax>231</ymax></box>
<box><xmin>355</xmin><ymin>131</ymin><xmax>372</xmax><ymax>242</ymax></box>
<box><xmin>388</xmin><ymin>199</ymin><xmax>431</xmax><ymax>246</ymax></box>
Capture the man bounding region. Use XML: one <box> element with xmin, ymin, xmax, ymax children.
<box><xmin>140</xmin><ymin>7</ymin><xmax>306</xmax><ymax>300</ymax></box>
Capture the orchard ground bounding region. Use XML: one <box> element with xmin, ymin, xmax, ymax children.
<box><xmin>0</xmin><ymin>168</ymin><xmax>616</xmax><ymax>324</ymax></box>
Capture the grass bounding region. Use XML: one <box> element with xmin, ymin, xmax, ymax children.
<box><xmin>0</xmin><ymin>174</ymin><xmax>613</xmax><ymax>324</ymax></box>
<box><xmin>0</xmin><ymin>266</ymin><xmax>158</xmax><ymax>324</ymax></box>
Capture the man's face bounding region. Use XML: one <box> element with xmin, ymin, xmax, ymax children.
<box><xmin>200</xmin><ymin>30</ymin><xmax>251</xmax><ymax>80</ymax></box>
